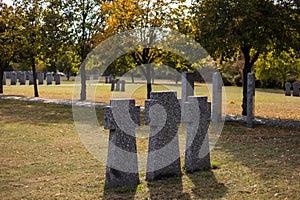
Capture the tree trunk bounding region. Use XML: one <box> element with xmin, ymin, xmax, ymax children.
<box><xmin>242</xmin><ymin>63</ymin><xmax>251</xmax><ymax>115</ymax></box>
<box><xmin>131</xmin><ymin>72</ymin><xmax>134</xmax><ymax>83</ymax></box>
<box><xmin>0</xmin><ymin>67</ymin><xmax>4</xmax><ymax>94</ymax></box>
<box><xmin>80</xmin><ymin>65</ymin><xmax>86</xmax><ymax>101</ymax></box>
<box><xmin>241</xmin><ymin>47</ymin><xmax>259</xmax><ymax>116</ymax></box>
<box><xmin>31</xmin><ymin>56</ymin><xmax>39</xmax><ymax>97</ymax></box>
<box><xmin>146</xmin><ymin>64</ymin><xmax>152</xmax><ymax>99</ymax></box>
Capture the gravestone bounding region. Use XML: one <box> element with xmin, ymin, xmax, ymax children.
<box><xmin>104</xmin><ymin>99</ymin><xmax>140</xmax><ymax>188</ymax></box>
<box><xmin>54</xmin><ymin>74</ymin><xmax>61</xmax><ymax>85</ymax></box>
<box><xmin>285</xmin><ymin>82</ymin><xmax>291</xmax><ymax>96</ymax></box>
<box><xmin>183</xmin><ymin>96</ymin><xmax>211</xmax><ymax>172</ymax></box>
<box><xmin>181</xmin><ymin>72</ymin><xmax>194</xmax><ymax>103</ymax></box>
<box><xmin>2</xmin><ymin>72</ymin><xmax>6</xmax><ymax>85</ymax></box>
<box><xmin>29</xmin><ymin>72</ymin><xmax>34</xmax><ymax>85</ymax></box>
<box><xmin>115</xmin><ymin>79</ymin><xmax>120</xmax><ymax>91</ymax></box>
<box><xmin>144</xmin><ymin>99</ymin><xmax>152</xmax><ymax>125</ymax></box>
<box><xmin>212</xmin><ymin>72</ymin><xmax>222</xmax><ymax>123</ymax></box>
<box><xmin>110</xmin><ymin>80</ymin><xmax>115</xmax><ymax>91</ymax></box>
<box><xmin>16</xmin><ymin>72</ymin><xmax>21</xmax><ymax>80</ymax></box>
<box><xmin>292</xmin><ymin>82</ymin><xmax>300</xmax><ymax>97</ymax></box>
<box><xmin>5</xmin><ymin>71</ymin><xmax>11</xmax><ymax>78</ymax></box>
<box><xmin>46</xmin><ymin>73</ymin><xmax>52</xmax><ymax>85</ymax></box>
<box><xmin>37</xmin><ymin>72</ymin><xmax>44</xmax><ymax>85</ymax></box>
<box><xmin>10</xmin><ymin>72</ymin><xmax>17</xmax><ymax>85</ymax></box>
<box><xmin>108</xmin><ymin>75</ymin><xmax>113</xmax><ymax>83</ymax></box>
<box><xmin>121</xmin><ymin>80</ymin><xmax>126</xmax><ymax>91</ymax></box>
<box><xmin>19</xmin><ymin>72</ymin><xmax>26</xmax><ymax>85</ymax></box>
<box><xmin>146</xmin><ymin>91</ymin><xmax>182</xmax><ymax>181</ymax></box>
<box><xmin>93</xmin><ymin>75</ymin><xmax>98</xmax><ymax>80</ymax></box>
<box><xmin>247</xmin><ymin>73</ymin><xmax>255</xmax><ymax>128</ymax></box>
<box><xmin>25</xmin><ymin>71</ymin><xmax>30</xmax><ymax>80</ymax></box>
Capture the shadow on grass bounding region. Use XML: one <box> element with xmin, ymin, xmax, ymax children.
<box><xmin>147</xmin><ymin>176</ymin><xmax>191</xmax><ymax>199</ymax></box>
<box><xmin>145</xmin><ymin>170</ymin><xmax>227</xmax><ymax>199</ymax></box>
<box><xmin>219</xmin><ymin>122</ymin><xmax>300</xmax><ymax>191</ymax></box>
<box><xmin>186</xmin><ymin>170</ymin><xmax>227</xmax><ymax>199</ymax></box>
<box><xmin>0</xmin><ymin>99</ymin><xmax>105</xmax><ymax>125</ymax></box>
<box><xmin>103</xmin><ymin>184</ymin><xmax>138</xmax><ymax>200</ymax></box>
<box><xmin>255</xmin><ymin>88</ymin><xmax>284</xmax><ymax>94</ymax></box>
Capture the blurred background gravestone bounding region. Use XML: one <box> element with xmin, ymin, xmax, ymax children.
<box><xmin>10</xmin><ymin>72</ymin><xmax>16</xmax><ymax>85</ymax></box>
<box><xmin>285</xmin><ymin>82</ymin><xmax>291</xmax><ymax>96</ymax></box>
<box><xmin>247</xmin><ymin>73</ymin><xmax>255</xmax><ymax>128</ymax></box>
<box><xmin>292</xmin><ymin>82</ymin><xmax>299</xmax><ymax>97</ymax></box>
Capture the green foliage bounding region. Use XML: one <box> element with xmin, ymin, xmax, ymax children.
<box><xmin>192</xmin><ymin>0</ymin><xmax>300</xmax><ymax>115</ymax></box>
<box><xmin>255</xmin><ymin>50</ymin><xmax>300</xmax><ymax>88</ymax></box>
<box><xmin>192</xmin><ymin>0</ymin><xmax>300</xmax><ymax>60</ymax></box>
<box><xmin>219</xmin><ymin>60</ymin><xmax>243</xmax><ymax>86</ymax></box>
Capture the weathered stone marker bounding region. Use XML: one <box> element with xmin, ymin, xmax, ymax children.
<box><xmin>29</xmin><ymin>72</ymin><xmax>34</xmax><ymax>85</ymax></box>
<box><xmin>5</xmin><ymin>71</ymin><xmax>11</xmax><ymax>78</ymax></box>
<box><xmin>37</xmin><ymin>72</ymin><xmax>44</xmax><ymax>85</ymax></box>
<box><xmin>121</xmin><ymin>80</ymin><xmax>126</xmax><ymax>91</ymax></box>
<box><xmin>104</xmin><ymin>98</ymin><xmax>140</xmax><ymax>188</ymax></box>
<box><xmin>183</xmin><ymin>96</ymin><xmax>211</xmax><ymax>172</ymax></box>
<box><xmin>19</xmin><ymin>72</ymin><xmax>26</xmax><ymax>85</ymax></box>
<box><xmin>2</xmin><ymin>72</ymin><xmax>6</xmax><ymax>85</ymax></box>
<box><xmin>115</xmin><ymin>79</ymin><xmax>120</xmax><ymax>91</ymax></box>
<box><xmin>247</xmin><ymin>72</ymin><xmax>255</xmax><ymax>128</ymax></box>
<box><xmin>10</xmin><ymin>72</ymin><xmax>17</xmax><ymax>85</ymax></box>
<box><xmin>25</xmin><ymin>71</ymin><xmax>30</xmax><ymax>80</ymax></box>
<box><xmin>110</xmin><ymin>80</ymin><xmax>115</xmax><ymax>91</ymax></box>
<box><xmin>293</xmin><ymin>82</ymin><xmax>300</xmax><ymax>97</ymax></box>
<box><xmin>46</xmin><ymin>73</ymin><xmax>52</xmax><ymax>85</ymax></box>
<box><xmin>285</xmin><ymin>82</ymin><xmax>291</xmax><ymax>96</ymax></box>
<box><xmin>181</xmin><ymin>72</ymin><xmax>194</xmax><ymax>103</ymax></box>
<box><xmin>108</xmin><ymin>75</ymin><xmax>113</xmax><ymax>83</ymax></box>
<box><xmin>93</xmin><ymin>75</ymin><xmax>98</xmax><ymax>80</ymax></box>
<box><xmin>54</xmin><ymin>74</ymin><xmax>61</xmax><ymax>85</ymax></box>
<box><xmin>146</xmin><ymin>91</ymin><xmax>182</xmax><ymax>181</ymax></box>
<box><xmin>212</xmin><ymin>72</ymin><xmax>222</xmax><ymax>123</ymax></box>
<box><xmin>16</xmin><ymin>72</ymin><xmax>21</xmax><ymax>81</ymax></box>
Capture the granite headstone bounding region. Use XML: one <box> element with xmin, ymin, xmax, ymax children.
<box><xmin>183</xmin><ymin>96</ymin><xmax>211</xmax><ymax>172</ymax></box>
<box><xmin>285</xmin><ymin>82</ymin><xmax>291</xmax><ymax>96</ymax></box>
<box><xmin>10</xmin><ymin>72</ymin><xmax>17</xmax><ymax>85</ymax></box>
<box><xmin>292</xmin><ymin>82</ymin><xmax>299</xmax><ymax>97</ymax></box>
<box><xmin>104</xmin><ymin>98</ymin><xmax>140</xmax><ymax>187</ymax></box>
<box><xmin>146</xmin><ymin>91</ymin><xmax>182</xmax><ymax>181</ymax></box>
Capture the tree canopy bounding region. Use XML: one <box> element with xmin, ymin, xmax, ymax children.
<box><xmin>192</xmin><ymin>0</ymin><xmax>300</xmax><ymax>115</ymax></box>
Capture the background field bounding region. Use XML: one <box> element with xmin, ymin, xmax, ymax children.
<box><xmin>2</xmin><ymin>77</ymin><xmax>300</xmax><ymax>120</ymax></box>
<box><xmin>0</xmin><ymin>100</ymin><xmax>299</xmax><ymax>199</ymax></box>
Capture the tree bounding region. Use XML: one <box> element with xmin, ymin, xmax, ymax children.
<box><xmin>255</xmin><ymin>49</ymin><xmax>300</xmax><ymax>88</ymax></box>
<box><xmin>0</xmin><ymin>2</ymin><xmax>16</xmax><ymax>93</ymax></box>
<box><xmin>13</xmin><ymin>0</ymin><xmax>46</xmax><ymax>97</ymax></box>
<box><xmin>192</xmin><ymin>0</ymin><xmax>300</xmax><ymax>115</ymax></box>
<box><xmin>41</xmin><ymin>0</ymin><xmax>70</xmax><ymax>73</ymax></box>
<box><xmin>100</xmin><ymin>0</ymin><xmax>188</xmax><ymax>98</ymax></box>
<box><xmin>64</xmin><ymin>0</ymin><xmax>108</xmax><ymax>101</ymax></box>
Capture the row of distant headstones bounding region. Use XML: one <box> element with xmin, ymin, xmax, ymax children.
<box><xmin>285</xmin><ymin>82</ymin><xmax>300</xmax><ymax>97</ymax></box>
<box><xmin>2</xmin><ymin>71</ymin><xmax>61</xmax><ymax>85</ymax></box>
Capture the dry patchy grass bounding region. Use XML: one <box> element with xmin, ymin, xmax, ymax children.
<box><xmin>0</xmin><ymin>100</ymin><xmax>299</xmax><ymax>199</ymax></box>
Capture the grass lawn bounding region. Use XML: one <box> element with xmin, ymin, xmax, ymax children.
<box><xmin>0</xmin><ymin>100</ymin><xmax>299</xmax><ymax>199</ymax></box>
<box><xmin>2</xmin><ymin>78</ymin><xmax>300</xmax><ymax>120</ymax></box>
